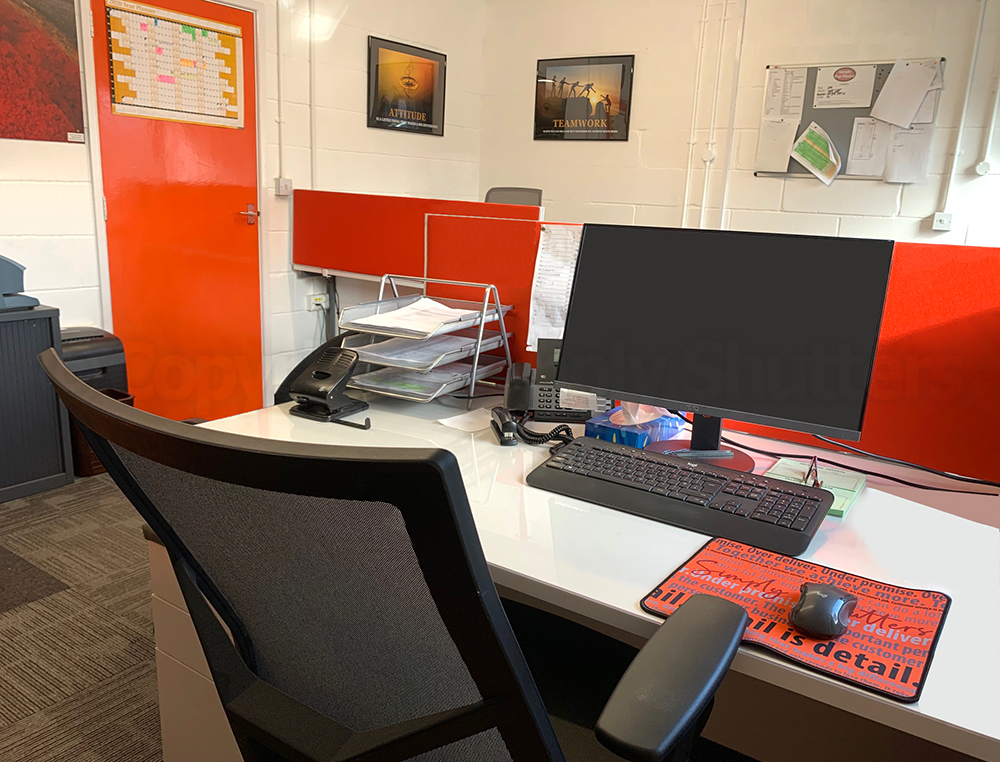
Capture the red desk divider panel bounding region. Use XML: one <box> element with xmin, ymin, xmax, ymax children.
<box><xmin>292</xmin><ymin>190</ymin><xmax>540</xmax><ymax>278</ymax></box>
<box><xmin>425</xmin><ymin>215</ymin><xmax>544</xmax><ymax>365</ymax></box>
<box><xmin>728</xmin><ymin>242</ymin><xmax>1000</xmax><ymax>482</ymax></box>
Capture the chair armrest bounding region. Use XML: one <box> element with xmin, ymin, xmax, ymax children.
<box><xmin>595</xmin><ymin>594</ymin><xmax>748</xmax><ymax>762</ymax></box>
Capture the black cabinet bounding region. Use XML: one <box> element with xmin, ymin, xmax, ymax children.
<box><xmin>0</xmin><ymin>306</ymin><xmax>73</xmax><ymax>502</ymax></box>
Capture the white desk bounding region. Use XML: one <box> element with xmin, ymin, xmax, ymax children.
<box><xmin>203</xmin><ymin>397</ymin><xmax>1000</xmax><ymax>762</ymax></box>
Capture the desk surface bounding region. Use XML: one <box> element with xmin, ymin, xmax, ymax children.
<box><xmin>203</xmin><ymin>397</ymin><xmax>1000</xmax><ymax>761</ymax></box>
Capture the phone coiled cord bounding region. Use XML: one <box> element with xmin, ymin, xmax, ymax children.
<box><xmin>516</xmin><ymin>414</ymin><xmax>575</xmax><ymax>446</ymax></box>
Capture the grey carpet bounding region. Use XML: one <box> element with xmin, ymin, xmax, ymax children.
<box><xmin>0</xmin><ymin>475</ymin><xmax>161</xmax><ymax>762</ymax></box>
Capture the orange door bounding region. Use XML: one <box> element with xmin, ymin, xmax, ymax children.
<box><xmin>92</xmin><ymin>0</ymin><xmax>261</xmax><ymax>421</ymax></box>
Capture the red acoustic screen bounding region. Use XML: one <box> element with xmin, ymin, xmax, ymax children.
<box><xmin>292</xmin><ymin>190</ymin><xmax>540</xmax><ymax>278</ymax></box>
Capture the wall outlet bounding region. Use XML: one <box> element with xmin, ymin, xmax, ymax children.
<box><xmin>932</xmin><ymin>212</ymin><xmax>953</xmax><ymax>231</ymax></box>
<box><xmin>275</xmin><ymin>177</ymin><xmax>294</xmax><ymax>196</ymax></box>
<box><xmin>307</xmin><ymin>294</ymin><xmax>329</xmax><ymax>311</ymax></box>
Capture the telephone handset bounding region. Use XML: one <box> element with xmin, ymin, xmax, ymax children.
<box><xmin>288</xmin><ymin>346</ymin><xmax>371</xmax><ymax>429</ymax></box>
<box><xmin>504</xmin><ymin>339</ymin><xmax>612</xmax><ymax>423</ymax></box>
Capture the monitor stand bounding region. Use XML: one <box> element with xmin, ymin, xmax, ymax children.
<box><xmin>645</xmin><ymin>414</ymin><xmax>755</xmax><ymax>472</ymax></box>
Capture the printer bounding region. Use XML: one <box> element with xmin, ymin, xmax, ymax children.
<box><xmin>0</xmin><ymin>255</ymin><xmax>40</xmax><ymax>312</ymax></box>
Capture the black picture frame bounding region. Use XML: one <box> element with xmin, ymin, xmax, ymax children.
<box><xmin>367</xmin><ymin>36</ymin><xmax>446</xmax><ymax>136</ymax></box>
<box><xmin>534</xmin><ymin>55</ymin><xmax>634</xmax><ymax>141</ymax></box>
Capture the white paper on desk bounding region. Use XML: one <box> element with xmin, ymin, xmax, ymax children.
<box><xmin>884</xmin><ymin>124</ymin><xmax>934</xmax><ymax>184</ymax></box>
<box><xmin>763</xmin><ymin>66</ymin><xmax>807</xmax><ymax>118</ymax></box>
<box><xmin>870</xmin><ymin>59</ymin><xmax>938</xmax><ymax>128</ymax></box>
<box><xmin>526</xmin><ymin>224</ymin><xmax>583</xmax><ymax>351</ymax></box>
<box><xmin>846</xmin><ymin>117</ymin><xmax>891</xmax><ymax>176</ymax></box>
<box><xmin>813</xmin><ymin>65</ymin><xmax>877</xmax><ymax>109</ymax></box>
<box><xmin>349</xmin><ymin>297</ymin><xmax>467</xmax><ymax>335</ymax></box>
<box><xmin>438</xmin><ymin>408</ymin><xmax>493</xmax><ymax>432</ymax></box>
<box><xmin>755</xmin><ymin>118</ymin><xmax>799</xmax><ymax>171</ymax></box>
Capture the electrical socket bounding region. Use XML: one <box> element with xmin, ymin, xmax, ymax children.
<box><xmin>307</xmin><ymin>294</ymin><xmax>329</xmax><ymax>311</ymax></box>
<box><xmin>275</xmin><ymin>177</ymin><xmax>294</xmax><ymax>196</ymax></box>
<box><xmin>931</xmin><ymin>212</ymin><xmax>953</xmax><ymax>232</ymax></box>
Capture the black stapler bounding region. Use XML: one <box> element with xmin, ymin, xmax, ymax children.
<box><xmin>288</xmin><ymin>347</ymin><xmax>371</xmax><ymax>430</ymax></box>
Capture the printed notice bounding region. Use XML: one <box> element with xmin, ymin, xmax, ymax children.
<box><xmin>755</xmin><ymin>118</ymin><xmax>799</xmax><ymax>172</ymax></box>
<box><xmin>526</xmin><ymin>223</ymin><xmax>583</xmax><ymax>351</ymax></box>
<box><xmin>884</xmin><ymin>124</ymin><xmax>934</xmax><ymax>184</ymax></box>
<box><xmin>790</xmin><ymin>121</ymin><xmax>842</xmax><ymax>185</ymax></box>
<box><xmin>871</xmin><ymin>59</ymin><xmax>938</xmax><ymax>129</ymax></box>
<box><xmin>106</xmin><ymin>0</ymin><xmax>243</xmax><ymax>128</ymax></box>
<box><xmin>846</xmin><ymin>117</ymin><xmax>891</xmax><ymax>177</ymax></box>
<box><xmin>813</xmin><ymin>65</ymin><xmax>877</xmax><ymax>109</ymax></box>
<box><xmin>764</xmin><ymin>66</ymin><xmax>807</xmax><ymax>119</ymax></box>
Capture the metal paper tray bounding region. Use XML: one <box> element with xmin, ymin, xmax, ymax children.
<box><xmin>352</xmin><ymin>330</ymin><xmax>511</xmax><ymax>372</ymax></box>
<box><xmin>339</xmin><ymin>295</ymin><xmax>512</xmax><ymax>340</ymax></box>
<box><xmin>347</xmin><ymin>357</ymin><xmax>507</xmax><ymax>403</ymax></box>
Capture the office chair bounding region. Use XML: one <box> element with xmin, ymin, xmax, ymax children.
<box><xmin>484</xmin><ymin>187</ymin><xmax>543</xmax><ymax>206</ymax></box>
<box><xmin>39</xmin><ymin>348</ymin><xmax>748</xmax><ymax>762</ymax></box>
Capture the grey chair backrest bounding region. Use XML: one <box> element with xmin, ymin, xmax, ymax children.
<box><xmin>39</xmin><ymin>348</ymin><xmax>564</xmax><ymax>762</ymax></box>
<box><xmin>484</xmin><ymin>187</ymin><xmax>543</xmax><ymax>206</ymax></box>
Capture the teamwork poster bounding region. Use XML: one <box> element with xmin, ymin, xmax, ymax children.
<box><xmin>534</xmin><ymin>55</ymin><xmax>634</xmax><ymax>141</ymax></box>
<box><xmin>642</xmin><ymin>538</ymin><xmax>950</xmax><ymax>702</ymax></box>
<box><xmin>0</xmin><ymin>0</ymin><xmax>85</xmax><ymax>142</ymax></box>
<box><xmin>367</xmin><ymin>36</ymin><xmax>446</xmax><ymax>136</ymax></box>
<box><xmin>106</xmin><ymin>0</ymin><xmax>243</xmax><ymax>128</ymax></box>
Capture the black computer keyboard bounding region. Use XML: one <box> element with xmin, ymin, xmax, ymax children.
<box><xmin>525</xmin><ymin>437</ymin><xmax>834</xmax><ymax>556</ymax></box>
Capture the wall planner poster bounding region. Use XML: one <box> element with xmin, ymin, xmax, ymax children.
<box><xmin>105</xmin><ymin>0</ymin><xmax>243</xmax><ymax>128</ymax></box>
<box><xmin>534</xmin><ymin>55</ymin><xmax>634</xmax><ymax>141</ymax></box>
<box><xmin>367</xmin><ymin>36</ymin><xmax>446</xmax><ymax>136</ymax></box>
<box><xmin>0</xmin><ymin>0</ymin><xmax>85</xmax><ymax>142</ymax></box>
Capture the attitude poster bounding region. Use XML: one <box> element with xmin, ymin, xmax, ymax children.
<box><xmin>0</xmin><ymin>0</ymin><xmax>85</xmax><ymax>142</ymax></box>
<box><xmin>534</xmin><ymin>55</ymin><xmax>634</xmax><ymax>141</ymax></box>
<box><xmin>367</xmin><ymin>36</ymin><xmax>446</xmax><ymax>136</ymax></box>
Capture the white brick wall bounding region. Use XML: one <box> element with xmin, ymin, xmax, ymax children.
<box><xmin>480</xmin><ymin>0</ymin><xmax>1000</xmax><ymax>248</ymax></box>
<box><xmin>0</xmin><ymin>140</ymin><xmax>103</xmax><ymax>326</ymax></box>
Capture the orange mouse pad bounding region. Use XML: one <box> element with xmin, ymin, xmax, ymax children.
<box><xmin>641</xmin><ymin>539</ymin><xmax>950</xmax><ymax>702</ymax></box>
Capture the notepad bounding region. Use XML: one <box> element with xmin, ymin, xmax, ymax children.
<box><xmin>763</xmin><ymin>458</ymin><xmax>866</xmax><ymax>518</ymax></box>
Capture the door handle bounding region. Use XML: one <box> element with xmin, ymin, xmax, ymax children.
<box><xmin>240</xmin><ymin>203</ymin><xmax>260</xmax><ymax>225</ymax></box>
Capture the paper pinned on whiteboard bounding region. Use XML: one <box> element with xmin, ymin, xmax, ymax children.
<box><xmin>755</xmin><ymin>118</ymin><xmax>800</xmax><ymax>172</ymax></box>
<box><xmin>871</xmin><ymin>59</ymin><xmax>938</xmax><ymax>128</ymax></box>
<box><xmin>526</xmin><ymin>224</ymin><xmax>583</xmax><ymax>351</ymax></box>
<box><xmin>764</xmin><ymin>66</ymin><xmax>808</xmax><ymax>119</ymax></box>
<box><xmin>846</xmin><ymin>117</ymin><xmax>891</xmax><ymax>177</ymax></box>
<box><xmin>790</xmin><ymin>121</ymin><xmax>842</xmax><ymax>185</ymax></box>
<box><xmin>912</xmin><ymin>88</ymin><xmax>939</xmax><ymax>124</ymax></box>
<box><xmin>813</xmin><ymin>65</ymin><xmax>877</xmax><ymax>109</ymax></box>
<box><xmin>884</xmin><ymin>124</ymin><xmax>934</xmax><ymax>184</ymax></box>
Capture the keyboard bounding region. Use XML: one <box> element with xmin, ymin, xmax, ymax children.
<box><xmin>525</xmin><ymin>437</ymin><xmax>834</xmax><ymax>556</ymax></box>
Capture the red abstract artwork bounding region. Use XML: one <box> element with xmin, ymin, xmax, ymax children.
<box><xmin>0</xmin><ymin>0</ymin><xmax>84</xmax><ymax>141</ymax></box>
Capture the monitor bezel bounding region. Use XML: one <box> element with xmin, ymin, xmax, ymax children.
<box><xmin>554</xmin><ymin>224</ymin><xmax>895</xmax><ymax>443</ymax></box>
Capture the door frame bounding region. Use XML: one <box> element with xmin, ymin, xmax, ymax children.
<box><xmin>78</xmin><ymin>0</ymin><xmax>270</xmax><ymax>408</ymax></box>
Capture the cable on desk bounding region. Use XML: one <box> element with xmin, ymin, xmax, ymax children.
<box><xmin>517</xmin><ymin>414</ymin><xmax>574</xmax><ymax>446</ymax></box>
<box><xmin>666</xmin><ymin>412</ymin><xmax>999</xmax><ymax>497</ymax></box>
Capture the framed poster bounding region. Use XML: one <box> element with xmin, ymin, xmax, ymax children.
<box><xmin>534</xmin><ymin>55</ymin><xmax>634</xmax><ymax>141</ymax></box>
<box><xmin>0</xmin><ymin>0</ymin><xmax>85</xmax><ymax>142</ymax></box>
<box><xmin>368</xmin><ymin>36</ymin><xmax>446</xmax><ymax>136</ymax></box>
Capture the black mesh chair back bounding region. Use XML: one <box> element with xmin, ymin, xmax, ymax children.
<box><xmin>39</xmin><ymin>349</ymin><xmax>564</xmax><ymax>762</ymax></box>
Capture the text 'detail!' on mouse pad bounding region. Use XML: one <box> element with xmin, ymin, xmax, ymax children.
<box><xmin>641</xmin><ymin>539</ymin><xmax>951</xmax><ymax>702</ymax></box>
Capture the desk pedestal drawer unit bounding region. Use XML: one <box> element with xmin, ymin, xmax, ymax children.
<box><xmin>0</xmin><ymin>306</ymin><xmax>72</xmax><ymax>501</ymax></box>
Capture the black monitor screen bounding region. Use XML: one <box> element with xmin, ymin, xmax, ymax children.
<box><xmin>556</xmin><ymin>225</ymin><xmax>894</xmax><ymax>439</ymax></box>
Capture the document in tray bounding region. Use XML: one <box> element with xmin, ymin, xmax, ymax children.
<box><xmin>526</xmin><ymin>224</ymin><xmax>583</xmax><ymax>351</ymax></box>
<box><xmin>356</xmin><ymin>335</ymin><xmax>473</xmax><ymax>369</ymax></box>
<box><xmin>349</xmin><ymin>298</ymin><xmax>469</xmax><ymax>336</ymax></box>
<box><xmin>351</xmin><ymin>364</ymin><xmax>468</xmax><ymax>398</ymax></box>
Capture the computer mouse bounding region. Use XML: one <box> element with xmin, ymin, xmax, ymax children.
<box><xmin>789</xmin><ymin>583</ymin><xmax>858</xmax><ymax>639</ymax></box>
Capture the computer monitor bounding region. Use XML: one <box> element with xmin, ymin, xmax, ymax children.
<box><xmin>556</xmin><ymin>224</ymin><xmax>894</xmax><ymax>470</ymax></box>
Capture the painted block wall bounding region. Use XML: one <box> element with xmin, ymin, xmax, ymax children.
<box><xmin>479</xmin><ymin>0</ymin><xmax>1000</xmax><ymax>245</ymax></box>
<box><xmin>0</xmin><ymin>140</ymin><xmax>102</xmax><ymax>326</ymax></box>
<box><xmin>262</xmin><ymin>0</ymin><xmax>487</xmax><ymax>394</ymax></box>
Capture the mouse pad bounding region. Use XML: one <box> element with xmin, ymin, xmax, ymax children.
<box><xmin>640</xmin><ymin>538</ymin><xmax>951</xmax><ymax>703</ymax></box>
